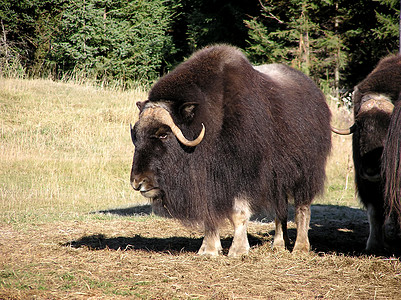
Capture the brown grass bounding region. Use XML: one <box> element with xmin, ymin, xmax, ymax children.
<box><xmin>1</xmin><ymin>218</ymin><xmax>400</xmax><ymax>299</ymax></box>
<box><xmin>0</xmin><ymin>78</ymin><xmax>144</xmax><ymax>223</ymax></box>
<box><xmin>1</xmin><ymin>77</ymin><xmax>400</xmax><ymax>299</ymax></box>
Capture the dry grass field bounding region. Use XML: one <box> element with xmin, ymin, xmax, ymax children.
<box><xmin>1</xmin><ymin>77</ymin><xmax>400</xmax><ymax>299</ymax></box>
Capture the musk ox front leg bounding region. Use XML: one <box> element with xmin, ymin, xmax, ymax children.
<box><xmin>366</xmin><ymin>203</ymin><xmax>385</xmax><ymax>253</ymax></box>
<box><xmin>198</xmin><ymin>226</ymin><xmax>222</xmax><ymax>256</ymax></box>
<box><xmin>228</xmin><ymin>198</ymin><xmax>252</xmax><ymax>257</ymax></box>
<box><xmin>293</xmin><ymin>204</ymin><xmax>311</xmax><ymax>252</ymax></box>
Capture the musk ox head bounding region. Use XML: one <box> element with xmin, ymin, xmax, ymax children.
<box><xmin>331</xmin><ymin>91</ymin><xmax>394</xmax><ymax>181</ymax></box>
<box><xmin>130</xmin><ymin>101</ymin><xmax>205</xmax><ymax>199</ymax></box>
<box><xmin>353</xmin><ymin>93</ymin><xmax>394</xmax><ymax>181</ymax></box>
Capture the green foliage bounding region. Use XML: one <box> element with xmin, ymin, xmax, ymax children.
<box><xmin>246</xmin><ymin>1</ymin><xmax>347</xmax><ymax>87</ymax></box>
<box><xmin>245</xmin><ymin>0</ymin><xmax>399</xmax><ymax>92</ymax></box>
<box><xmin>50</xmin><ymin>0</ymin><xmax>176</xmax><ymax>86</ymax></box>
<box><xmin>182</xmin><ymin>0</ymin><xmax>258</xmax><ymax>51</ymax></box>
<box><xmin>0</xmin><ymin>43</ymin><xmax>25</xmax><ymax>78</ymax></box>
<box><xmin>0</xmin><ymin>0</ymin><xmax>65</xmax><ymax>77</ymax></box>
<box><xmin>373</xmin><ymin>0</ymin><xmax>399</xmax><ymax>39</ymax></box>
<box><xmin>0</xmin><ymin>0</ymin><xmax>400</xmax><ymax>89</ymax></box>
<box><xmin>338</xmin><ymin>0</ymin><xmax>398</xmax><ymax>87</ymax></box>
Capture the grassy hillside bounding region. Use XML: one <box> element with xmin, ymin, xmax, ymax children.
<box><xmin>4</xmin><ymin>78</ymin><xmax>401</xmax><ymax>300</ymax></box>
<box><xmin>0</xmin><ymin>78</ymin><xmax>147</xmax><ymax>223</ymax></box>
<box><xmin>0</xmin><ymin>77</ymin><xmax>357</xmax><ymax>225</ymax></box>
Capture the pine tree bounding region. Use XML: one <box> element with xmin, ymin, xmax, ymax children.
<box><xmin>245</xmin><ymin>0</ymin><xmax>346</xmax><ymax>89</ymax></box>
<box><xmin>49</xmin><ymin>0</ymin><xmax>176</xmax><ymax>86</ymax></box>
<box><xmin>0</xmin><ymin>0</ymin><xmax>65</xmax><ymax>77</ymax></box>
<box><xmin>245</xmin><ymin>0</ymin><xmax>396</xmax><ymax>95</ymax></box>
<box><xmin>372</xmin><ymin>0</ymin><xmax>399</xmax><ymax>51</ymax></box>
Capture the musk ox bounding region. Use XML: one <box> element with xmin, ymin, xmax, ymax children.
<box><xmin>130</xmin><ymin>45</ymin><xmax>332</xmax><ymax>256</ymax></box>
<box><xmin>333</xmin><ymin>54</ymin><xmax>401</xmax><ymax>253</ymax></box>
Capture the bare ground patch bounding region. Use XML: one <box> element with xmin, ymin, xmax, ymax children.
<box><xmin>1</xmin><ymin>204</ymin><xmax>401</xmax><ymax>299</ymax></box>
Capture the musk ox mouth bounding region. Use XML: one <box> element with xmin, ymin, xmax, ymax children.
<box><xmin>130</xmin><ymin>175</ymin><xmax>162</xmax><ymax>198</ymax></box>
<box><xmin>140</xmin><ymin>188</ymin><xmax>163</xmax><ymax>199</ymax></box>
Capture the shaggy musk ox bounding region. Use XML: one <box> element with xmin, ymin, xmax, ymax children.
<box><xmin>130</xmin><ymin>45</ymin><xmax>332</xmax><ymax>256</ymax></box>
<box><xmin>334</xmin><ymin>54</ymin><xmax>401</xmax><ymax>253</ymax></box>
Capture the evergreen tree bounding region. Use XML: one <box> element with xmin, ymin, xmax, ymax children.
<box><xmin>245</xmin><ymin>0</ymin><xmax>345</xmax><ymax>85</ymax></box>
<box><xmin>0</xmin><ymin>0</ymin><xmax>65</xmax><ymax>77</ymax></box>
<box><xmin>245</xmin><ymin>0</ymin><xmax>399</xmax><ymax>91</ymax></box>
<box><xmin>0</xmin><ymin>0</ymin><xmax>399</xmax><ymax>89</ymax></box>
<box><xmin>338</xmin><ymin>0</ymin><xmax>398</xmax><ymax>87</ymax></box>
<box><xmin>167</xmin><ymin>0</ymin><xmax>260</xmax><ymax>66</ymax></box>
<box><xmin>50</xmin><ymin>0</ymin><xmax>176</xmax><ymax>86</ymax></box>
<box><xmin>373</xmin><ymin>0</ymin><xmax>399</xmax><ymax>50</ymax></box>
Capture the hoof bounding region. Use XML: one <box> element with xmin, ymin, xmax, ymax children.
<box><xmin>228</xmin><ymin>245</ymin><xmax>250</xmax><ymax>258</ymax></box>
<box><xmin>272</xmin><ymin>238</ymin><xmax>287</xmax><ymax>251</ymax></box>
<box><xmin>197</xmin><ymin>245</ymin><xmax>222</xmax><ymax>257</ymax></box>
<box><xmin>293</xmin><ymin>242</ymin><xmax>310</xmax><ymax>253</ymax></box>
<box><xmin>364</xmin><ymin>244</ymin><xmax>389</xmax><ymax>256</ymax></box>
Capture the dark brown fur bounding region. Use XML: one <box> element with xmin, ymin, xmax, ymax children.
<box><xmin>130</xmin><ymin>45</ymin><xmax>331</xmax><ymax>248</ymax></box>
<box><xmin>383</xmin><ymin>99</ymin><xmax>401</xmax><ymax>221</ymax></box>
<box><xmin>352</xmin><ymin>54</ymin><xmax>401</xmax><ymax>252</ymax></box>
<box><xmin>381</xmin><ymin>56</ymin><xmax>401</xmax><ymax>230</ymax></box>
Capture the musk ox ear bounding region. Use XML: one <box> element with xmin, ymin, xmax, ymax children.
<box><xmin>179</xmin><ymin>102</ymin><xmax>199</xmax><ymax>122</ymax></box>
<box><xmin>136</xmin><ymin>100</ymin><xmax>148</xmax><ymax>112</ymax></box>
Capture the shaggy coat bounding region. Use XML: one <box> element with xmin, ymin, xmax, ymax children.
<box><xmin>130</xmin><ymin>45</ymin><xmax>331</xmax><ymax>255</ymax></box>
<box><xmin>351</xmin><ymin>54</ymin><xmax>401</xmax><ymax>252</ymax></box>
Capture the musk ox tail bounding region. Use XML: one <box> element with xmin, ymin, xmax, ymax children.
<box><xmin>382</xmin><ymin>97</ymin><xmax>401</xmax><ymax>225</ymax></box>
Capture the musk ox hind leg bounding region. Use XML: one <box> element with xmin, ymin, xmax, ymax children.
<box><xmin>272</xmin><ymin>216</ymin><xmax>290</xmax><ymax>250</ymax></box>
<box><xmin>198</xmin><ymin>226</ymin><xmax>223</xmax><ymax>256</ymax></box>
<box><xmin>227</xmin><ymin>198</ymin><xmax>252</xmax><ymax>257</ymax></box>
<box><xmin>293</xmin><ymin>204</ymin><xmax>311</xmax><ymax>252</ymax></box>
<box><xmin>272</xmin><ymin>197</ymin><xmax>290</xmax><ymax>250</ymax></box>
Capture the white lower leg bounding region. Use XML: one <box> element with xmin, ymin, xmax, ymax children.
<box><xmin>273</xmin><ymin>217</ymin><xmax>289</xmax><ymax>250</ymax></box>
<box><xmin>198</xmin><ymin>226</ymin><xmax>222</xmax><ymax>256</ymax></box>
<box><xmin>228</xmin><ymin>197</ymin><xmax>251</xmax><ymax>257</ymax></box>
<box><xmin>293</xmin><ymin>204</ymin><xmax>311</xmax><ymax>252</ymax></box>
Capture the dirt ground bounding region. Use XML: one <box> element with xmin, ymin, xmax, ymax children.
<box><xmin>92</xmin><ymin>203</ymin><xmax>401</xmax><ymax>256</ymax></box>
<box><xmin>1</xmin><ymin>204</ymin><xmax>401</xmax><ymax>299</ymax></box>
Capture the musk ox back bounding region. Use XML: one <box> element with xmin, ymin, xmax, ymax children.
<box><xmin>130</xmin><ymin>45</ymin><xmax>331</xmax><ymax>256</ymax></box>
<box><xmin>334</xmin><ymin>54</ymin><xmax>401</xmax><ymax>253</ymax></box>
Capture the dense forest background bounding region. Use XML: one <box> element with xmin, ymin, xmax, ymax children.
<box><xmin>0</xmin><ymin>0</ymin><xmax>399</xmax><ymax>97</ymax></box>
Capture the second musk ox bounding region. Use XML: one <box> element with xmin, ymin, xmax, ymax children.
<box><xmin>333</xmin><ymin>54</ymin><xmax>401</xmax><ymax>253</ymax></box>
<box><xmin>130</xmin><ymin>45</ymin><xmax>332</xmax><ymax>256</ymax></box>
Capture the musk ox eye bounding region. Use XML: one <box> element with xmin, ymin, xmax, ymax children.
<box><xmin>150</xmin><ymin>132</ymin><xmax>168</xmax><ymax>140</ymax></box>
<box><xmin>152</xmin><ymin>126</ymin><xmax>170</xmax><ymax>140</ymax></box>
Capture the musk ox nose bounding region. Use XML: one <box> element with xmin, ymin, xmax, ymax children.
<box><xmin>131</xmin><ymin>175</ymin><xmax>149</xmax><ymax>191</ymax></box>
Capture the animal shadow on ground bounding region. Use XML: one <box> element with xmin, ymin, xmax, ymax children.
<box><xmin>64</xmin><ymin>204</ymin><xmax>401</xmax><ymax>257</ymax></box>
<box><xmin>65</xmin><ymin>204</ymin><xmax>263</xmax><ymax>255</ymax></box>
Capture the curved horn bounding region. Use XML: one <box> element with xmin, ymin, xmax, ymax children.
<box><xmin>359</xmin><ymin>97</ymin><xmax>394</xmax><ymax>115</ymax></box>
<box><xmin>170</xmin><ymin>122</ymin><xmax>205</xmax><ymax>147</ymax></box>
<box><xmin>144</xmin><ymin>106</ymin><xmax>205</xmax><ymax>147</ymax></box>
<box><xmin>331</xmin><ymin>124</ymin><xmax>356</xmax><ymax>135</ymax></box>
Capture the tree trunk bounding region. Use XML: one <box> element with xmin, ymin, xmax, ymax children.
<box><xmin>334</xmin><ymin>1</ymin><xmax>340</xmax><ymax>101</ymax></box>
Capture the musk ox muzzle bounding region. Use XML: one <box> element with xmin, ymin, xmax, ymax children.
<box><xmin>130</xmin><ymin>172</ymin><xmax>163</xmax><ymax>199</ymax></box>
